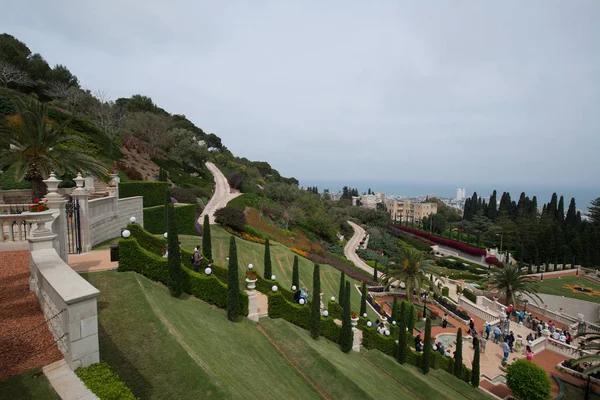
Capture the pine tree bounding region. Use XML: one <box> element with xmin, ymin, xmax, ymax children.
<box><xmin>338</xmin><ymin>271</ymin><xmax>345</xmax><ymax>306</ymax></box>
<box><xmin>310</xmin><ymin>263</ymin><xmax>321</xmax><ymax>339</ymax></box>
<box><xmin>373</xmin><ymin>261</ymin><xmax>378</xmax><ymax>281</ymax></box>
<box><xmin>565</xmin><ymin>198</ymin><xmax>577</xmax><ymax>226</ymax></box>
<box><xmin>359</xmin><ymin>281</ymin><xmax>367</xmax><ymax>316</ymax></box>
<box><xmin>407</xmin><ymin>304</ymin><xmax>415</xmax><ymax>335</ymax></box>
<box><xmin>453</xmin><ymin>328</ymin><xmax>463</xmax><ymax>378</ymax></box>
<box><xmin>557</xmin><ymin>196</ymin><xmax>565</xmax><ymax>225</ymax></box>
<box><xmin>167</xmin><ymin>201</ymin><xmax>182</xmax><ymax>297</ymax></box>
<box><xmin>340</xmin><ymin>281</ymin><xmax>353</xmax><ymax>353</ymax></box>
<box><xmin>202</xmin><ymin>214</ymin><xmax>212</xmax><ymax>260</ymax></box>
<box><xmin>263</xmin><ymin>239</ymin><xmax>272</xmax><ymax>279</ymax></box>
<box><xmin>421</xmin><ymin>317</ymin><xmax>432</xmax><ymax>374</ymax></box>
<box><xmin>391</xmin><ymin>296</ymin><xmax>398</xmax><ymax>322</ymax></box>
<box><xmin>292</xmin><ymin>255</ymin><xmax>299</xmax><ymax>289</ymax></box>
<box><xmin>398</xmin><ymin>302</ymin><xmax>407</xmax><ymax>364</ymax></box>
<box><xmin>227</xmin><ymin>236</ymin><xmax>240</xmax><ymax>321</ymax></box>
<box><xmin>590</xmin><ymin>197</ymin><xmax>600</xmax><ymax>225</ymax></box>
<box><xmin>471</xmin><ymin>337</ymin><xmax>480</xmax><ymax>387</ymax></box>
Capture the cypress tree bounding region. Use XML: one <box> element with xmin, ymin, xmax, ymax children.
<box><xmin>338</xmin><ymin>271</ymin><xmax>345</xmax><ymax>306</ymax></box>
<box><xmin>164</xmin><ymin>189</ymin><xmax>170</xmax><ymax>232</ymax></box>
<box><xmin>453</xmin><ymin>328</ymin><xmax>463</xmax><ymax>378</ymax></box>
<box><xmin>565</xmin><ymin>198</ymin><xmax>577</xmax><ymax>226</ymax></box>
<box><xmin>202</xmin><ymin>214</ymin><xmax>212</xmax><ymax>260</ymax></box>
<box><xmin>359</xmin><ymin>282</ymin><xmax>367</xmax><ymax>316</ymax></box>
<box><xmin>398</xmin><ymin>302</ymin><xmax>407</xmax><ymax>364</ymax></box>
<box><xmin>407</xmin><ymin>304</ymin><xmax>415</xmax><ymax>335</ymax></box>
<box><xmin>471</xmin><ymin>337</ymin><xmax>480</xmax><ymax>387</ymax></box>
<box><xmin>227</xmin><ymin>236</ymin><xmax>240</xmax><ymax>321</ymax></box>
<box><xmin>373</xmin><ymin>261</ymin><xmax>378</xmax><ymax>282</ymax></box>
<box><xmin>340</xmin><ymin>281</ymin><xmax>353</xmax><ymax>353</ymax></box>
<box><xmin>310</xmin><ymin>264</ymin><xmax>321</xmax><ymax>339</ymax></box>
<box><xmin>264</xmin><ymin>239</ymin><xmax>272</xmax><ymax>279</ymax></box>
<box><xmin>487</xmin><ymin>190</ymin><xmax>497</xmax><ymax>219</ymax></box>
<box><xmin>167</xmin><ymin>201</ymin><xmax>182</xmax><ymax>297</ymax></box>
<box><xmin>391</xmin><ymin>296</ymin><xmax>398</xmax><ymax>322</ymax></box>
<box><xmin>421</xmin><ymin>317</ymin><xmax>432</xmax><ymax>374</ymax></box>
<box><xmin>557</xmin><ymin>196</ymin><xmax>565</xmax><ymax>225</ymax></box>
<box><xmin>292</xmin><ymin>255</ymin><xmax>299</xmax><ymax>289</ymax></box>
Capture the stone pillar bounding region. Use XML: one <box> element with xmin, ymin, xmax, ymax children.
<box><xmin>44</xmin><ymin>172</ymin><xmax>68</xmax><ymax>263</ymax></box>
<box><xmin>352</xmin><ymin>328</ymin><xmax>361</xmax><ymax>352</ymax></box>
<box><xmin>541</xmin><ymin>328</ymin><xmax>551</xmax><ymax>339</ymax></box>
<box><xmin>108</xmin><ymin>173</ymin><xmax>119</xmax><ymax>198</ymax></box>
<box><xmin>84</xmin><ymin>173</ymin><xmax>95</xmax><ymax>195</ymax></box>
<box><xmin>246</xmin><ymin>290</ymin><xmax>259</xmax><ymax>322</ymax></box>
<box><xmin>71</xmin><ymin>173</ymin><xmax>91</xmax><ymax>253</ymax></box>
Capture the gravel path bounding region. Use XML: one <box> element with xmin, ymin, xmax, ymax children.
<box><xmin>344</xmin><ymin>221</ymin><xmax>381</xmax><ymax>278</ymax></box>
<box><xmin>198</xmin><ymin>161</ymin><xmax>241</xmax><ymax>225</ymax></box>
<box><xmin>0</xmin><ymin>250</ymin><xmax>62</xmax><ymax>381</ymax></box>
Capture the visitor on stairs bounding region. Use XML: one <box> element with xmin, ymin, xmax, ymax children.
<box><xmin>506</xmin><ymin>331</ymin><xmax>515</xmax><ymax>352</ymax></box>
<box><xmin>493</xmin><ymin>326</ymin><xmax>502</xmax><ymax>344</ymax></box>
<box><xmin>505</xmin><ymin>304</ymin><xmax>513</xmax><ymax>320</ymax></box>
<box><xmin>525</xmin><ymin>345</ymin><xmax>534</xmax><ymax>361</ymax></box>
<box><xmin>501</xmin><ymin>339</ymin><xmax>510</xmax><ymax>363</ymax></box>
<box><xmin>480</xmin><ymin>337</ymin><xmax>487</xmax><ymax>354</ymax></box>
<box><xmin>484</xmin><ymin>322</ymin><xmax>491</xmax><ymax>340</ymax></box>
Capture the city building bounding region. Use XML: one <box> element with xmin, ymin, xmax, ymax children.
<box><xmin>385</xmin><ymin>199</ymin><xmax>438</xmax><ymax>222</ymax></box>
<box><xmin>456</xmin><ymin>188</ymin><xmax>466</xmax><ymax>201</ymax></box>
<box><xmin>359</xmin><ymin>192</ymin><xmax>386</xmax><ymax>209</ymax></box>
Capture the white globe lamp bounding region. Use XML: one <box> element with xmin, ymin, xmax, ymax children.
<box><xmin>163</xmin><ymin>232</ymin><xmax>168</xmax><ymax>239</ymax></box>
<box><xmin>323</xmin><ymin>310</ymin><xmax>329</xmax><ymax>317</ymax></box>
<box><xmin>299</xmin><ymin>298</ymin><xmax>305</xmax><ymax>305</ymax></box>
<box><xmin>272</xmin><ymin>285</ymin><xmax>278</xmax><ymax>292</ymax></box>
<box><xmin>385</xmin><ymin>330</ymin><xmax>390</xmax><ymax>336</ymax></box>
<box><xmin>248</xmin><ymin>264</ymin><xmax>253</xmax><ymax>269</ymax></box>
<box><xmin>363</xmin><ymin>313</ymin><xmax>367</xmax><ymax>318</ymax></box>
<box><xmin>367</xmin><ymin>321</ymin><xmax>372</xmax><ymax>327</ymax></box>
<box><xmin>129</xmin><ymin>216</ymin><xmax>137</xmax><ymax>224</ymax></box>
<box><xmin>271</xmin><ymin>275</ymin><xmax>276</xmax><ymax>280</ymax></box>
<box><xmin>291</xmin><ymin>285</ymin><xmax>297</xmax><ymax>291</ymax></box>
<box><xmin>205</xmin><ymin>267</ymin><xmax>212</xmax><ymax>275</ymax></box>
<box><xmin>121</xmin><ymin>229</ymin><xmax>131</xmax><ymax>238</ymax></box>
<box><xmin>331</xmin><ymin>296</ymin><xmax>335</xmax><ymax>302</ymax></box>
<box><xmin>392</xmin><ymin>321</ymin><xmax>397</xmax><ymax>325</ymax></box>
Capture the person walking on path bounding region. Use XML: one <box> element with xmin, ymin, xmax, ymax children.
<box><xmin>493</xmin><ymin>325</ymin><xmax>502</xmax><ymax>344</ymax></box>
<box><xmin>525</xmin><ymin>345</ymin><xmax>534</xmax><ymax>361</ymax></box>
<box><xmin>442</xmin><ymin>313</ymin><xmax>448</xmax><ymax>329</ymax></box>
<box><xmin>518</xmin><ymin>310</ymin><xmax>525</xmax><ymax>324</ymax></box>
<box><xmin>193</xmin><ymin>246</ymin><xmax>203</xmax><ymax>272</ymax></box>
<box><xmin>480</xmin><ymin>336</ymin><xmax>487</xmax><ymax>354</ymax></box>
<box><xmin>502</xmin><ymin>339</ymin><xmax>510</xmax><ymax>363</ymax></box>
<box><xmin>485</xmin><ymin>322</ymin><xmax>491</xmax><ymax>340</ymax></box>
<box><xmin>506</xmin><ymin>304</ymin><xmax>513</xmax><ymax>321</ymax></box>
<box><xmin>469</xmin><ymin>318</ymin><xmax>475</xmax><ymax>335</ymax></box>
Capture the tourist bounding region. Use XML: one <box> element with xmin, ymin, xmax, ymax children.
<box><xmin>442</xmin><ymin>313</ymin><xmax>448</xmax><ymax>329</ymax></box>
<box><xmin>518</xmin><ymin>310</ymin><xmax>525</xmax><ymax>324</ymax></box>
<box><xmin>377</xmin><ymin>324</ymin><xmax>386</xmax><ymax>335</ymax></box>
<box><xmin>300</xmin><ymin>287</ymin><xmax>310</xmax><ymax>301</ymax></box>
<box><xmin>415</xmin><ymin>334</ymin><xmax>423</xmax><ymax>352</ymax></box>
<box><xmin>525</xmin><ymin>345</ymin><xmax>534</xmax><ymax>361</ymax></box>
<box><xmin>501</xmin><ymin>339</ymin><xmax>510</xmax><ymax>363</ymax></box>
<box><xmin>537</xmin><ymin>322</ymin><xmax>543</xmax><ymax>338</ymax></box>
<box><xmin>559</xmin><ymin>330</ymin><xmax>567</xmax><ymax>343</ymax></box>
<box><xmin>472</xmin><ymin>329</ymin><xmax>478</xmax><ymax>348</ymax></box>
<box><xmin>485</xmin><ymin>322</ymin><xmax>491</xmax><ymax>340</ymax></box>
<box><xmin>374</xmin><ymin>319</ymin><xmax>381</xmax><ymax>329</ymax></box>
<box><xmin>506</xmin><ymin>331</ymin><xmax>515</xmax><ymax>352</ymax></box>
<box><xmin>506</xmin><ymin>304</ymin><xmax>513</xmax><ymax>320</ymax></box>
<box><xmin>469</xmin><ymin>318</ymin><xmax>475</xmax><ymax>335</ymax></box>
<box><xmin>566</xmin><ymin>332</ymin><xmax>573</xmax><ymax>345</ymax></box>
<box><xmin>515</xmin><ymin>335</ymin><xmax>523</xmax><ymax>352</ymax></box>
<box><xmin>437</xmin><ymin>342</ymin><xmax>445</xmax><ymax>356</ymax></box>
<box><xmin>480</xmin><ymin>336</ymin><xmax>487</xmax><ymax>354</ymax></box>
<box><xmin>493</xmin><ymin>325</ymin><xmax>502</xmax><ymax>344</ymax></box>
<box><xmin>526</xmin><ymin>333</ymin><xmax>534</xmax><ymax>345</ymax></box>
<box><xmin>552</xmin><ymin>329</ymin><xmax>560</xmax><ymax>341</ymax></box>
<box><xmin>162</xmin><ymin>246</ymin><xmax>168</xmax><ymax>258</ymax></box>
<box><xmin>192</xmin><ymin>245</ymin><xmax>203</xmax><ymax>272</ymax></box>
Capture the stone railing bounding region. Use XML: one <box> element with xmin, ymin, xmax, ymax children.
<box><xmin>529</xmin><ymin>336</ymin><xmax>547</xmax><ymax>354</ymax></box>
<box><xmin>457</xmin><ymin>295</ymin><xmax>500</xmax><ymax>322</ymax></box>
<box><xmin>546</xmin><ymin>337</ymin><xmax>591</xmax><ymax>358</ymax></box>
<box><xmin>0</xmin><ymin>188</ymin><xmax>32</xmax><ymax>204</ymax></box>
<box><xmin>88</xmin><ymin>196</ymin><xmax>117</xmax><ymax>224</ymax></box>
<box><xmin>28</xmin><ymin>212</ymin><xmax>100</xmax><ymax>370</ymax></box>
<box><xmin>0</xmin><ymin>213</ymin><xmax>33</xmax><ymax>250</ymax></box>
<box><xmin>524</xmin><ymin>301</ymin><xmax>578</xmax><ymax>326</ymax></box>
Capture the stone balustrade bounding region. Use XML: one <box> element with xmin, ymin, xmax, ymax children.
<box><xmin>457</xmin><ymin>295</ymin><xmax>500</xmax><ymax>322</ymax></box>
<box><xmin>546</xmin><ymin>337</ymin><xmax>591</xmax><ymax>358</ymax></box>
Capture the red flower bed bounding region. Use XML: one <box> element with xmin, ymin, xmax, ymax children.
<box><xmin>485</xmin><ymin>256</ymin><xmax>502</xmax><ymax>267</ymax></box>
<box><xmin>393</xmin><ymin>225</ymin><xmax>486</xmax><ymax>257</ymax></box>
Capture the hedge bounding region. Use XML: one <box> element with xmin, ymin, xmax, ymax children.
<box><xmin>75</xmin><ymin>363</ymin><xmax>137</xmax><ymax>400</ymax></box>
<box><xmin>394</xmin><ymin>225</ymin><xmax>486</xmax><ymax>257</ymax></box>
<box><xmin>462</xmin><ymin>288</ymin><xmax>477</xmax><ymax>304</ymax></box>
<box><xmin>143</xmin><ymin>204</ymin><xmax>196</xmax><ymax>235</ymax></box>
<box><xmin>128</xmin><ymin>223</ymin><xmax>167</xmax><ymax>255</ymax></box>
<box><xmin>118</xmin><ymin>237</ymin><xmax>248</xmax><ymax>316</ymax></box>
<box><xmin>119</xmin><ymin>181</ymin><xmax>168</xmax><ymax>207</ymax></box>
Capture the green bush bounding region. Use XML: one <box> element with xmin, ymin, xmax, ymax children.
<box><xmin>442</xmin><ymin>286</ymin><xmax>450</xmax><ymax>297</ymax></box>
<box><xmin>244</xmin><ymin>225</ymin><xmax>271</xmax><ymax>240</ymax></box>
<box><xmin>214</xmin><ymin>206</ymin><xmax>246</xmax><ymax>231</ymax></box>
<box><xmin>506</xmin><ymin>359</ymin><xmax>552</xmax><ymax>400</ymax></box>
<box><xmin>462</xmin><ymin>288</ymin><xmax>477</xmax><ymax>303</ymax></box>
<box><xmin>118</xmin><ymin>237</ymin><xmax>248</xmax><ymax>316</ymax></box>
<box><xmin>75</xmin><ymin>362</ymin><xmax>137</xmax><ymax>400</ymax></box>
<box><xmin>143</xmin><ymin>204</ymin><xmax>196</xmax><ymax>235</ymax></box>
<box><xmin>128</xmin><ymin>223</ymin><xmax>166</xmax><ymax>255</ymax></box>
<box><xmin>119</xmin><ymin>181</ymin><xmax>168</xmax><ymax>207</ymax></box>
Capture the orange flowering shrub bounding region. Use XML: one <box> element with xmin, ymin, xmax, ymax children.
<box><xmin>291</xmin><ymin>248</ymin><xmax>309</xmax><ymax>258</ymax></box>
<box><xmin>224</xmin><ymin>227</ymin><xmax>266</xmax><ymax>244</ymax></box>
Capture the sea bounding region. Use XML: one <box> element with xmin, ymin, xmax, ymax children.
<box><xmin>298</xmin><ymin>180</ymin><xmax>598</xmax><ymax>212</ymax></box>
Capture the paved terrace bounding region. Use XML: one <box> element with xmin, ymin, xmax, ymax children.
<box><xmin>0</xmin><ymin>250</ymin><xmax>62</xmax><ymax>381</ymax></box>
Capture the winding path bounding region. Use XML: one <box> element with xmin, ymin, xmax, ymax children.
<box><xmin>344</xmin><ymin>221</ymin><xmax>381</xmax><ymax>278</ymax></box>
<box><xmin>198</xmin><ymin>161</ymin><xmax>241</xmax><ymax>225</ymax></box>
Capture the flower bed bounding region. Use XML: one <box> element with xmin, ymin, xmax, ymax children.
<box><xmin>224</xmin><ymin>226</ymin><xmax>266</xmax><ymax>244</ymax></box>
<box><xmin>393</xmin><ymin>225</ymin><xmax>486</xmax><ymax>257</ymax></box>
<box><xmin>485</xmin><ymin>256</ymin><xmax>502</xmax><ymax>267</ymax></box>
<box><xmin>290</xmin><ymin>247</ymin><xmax>309</xmax><ymax>258</ymax></box>
<box><xmin>434</xmin><ymin>296</ymin><xmax>470</xmax><ymax>321</ymax></box>
<box><xmin>557</xmin><ymin>360</ymin><xmax>600</xmax><ymax>384</ymax></box>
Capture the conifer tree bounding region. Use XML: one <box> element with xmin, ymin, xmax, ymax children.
<box><xmin>167</xmin><ymin>201</ymin><xmax>182</xmax><ymax>297</ymax></box>
<box><xmin>338</xmin><ymin>271</ymin><xmax>345</xmax><ymax>306</ymax></box>
<box><xmin>359</xmin><ymin>281</ymin><xmax>367</xmax><ymax>316</ymax></box>
<box><xmin>421</xmin><ymin>317</ymin><xmax>432</xmax><ymax>374</ymax></box>
<box><xmin>471</xmin><ymin>337</ymin><xmax>480</xmax><ymax>387</ymax></box>
<box><xmin>557</xmin><ymin>196</ymin><xmax>565</xmax><ymax>225</ymax></box>
<box><xmin>340</xmin><ymin>281</ymin><xmax>353</xmax><ymax>352</ymax></box>
<box><xmin>227</xmin><ymin>236</ymin><xmax>240</xmax><ymax>321</ymax></box>
<box><xmin>391</xmin><ymin>296</ymin><xmax>398</xmax><ymax>322</ymax></box>
<box><xmin>202</xmin><ymin>214</ymin><xmax>212</xmax><ymax>260</ymax></box>
<box><xmin>565</xmin><ymin>198</ymin><xmax>577</xmax><ymax>226</ymax></box>
<box><xmin>310</xmin><ymin>264</ymin><xmax>321</xmax><ymax>339</ymax></box>
<box><xmin>292</xmin><ymin>255</ymin><xmax>299</xmax><ymax>289</ymax></box>
<box><xmin>453</xmin><ymin>328</ymin><xmax>463</xmax><ymax>378</ymax></box>
<box><xmin>373</xmin><ymin>261</ymin><xmax>378</xmax><ymax>282</ymax></box>
<box><xmin>164</xmin><ymin>189</ymin><xmax>170</xmax><ymax>232</ymax></box>
<box><xmin>398</xmin><ymin>301</ymin><xmax>407</xmax><ymax>364</ymax></box>
<box><xmin>407</xmin><ymin>304</ymin><xmax>415</xmax><ymax>335</ymax></box>
<box><xmin>263</xmin><ymin>239</ymin><xmax>272</xmax><ymax>279</ymax></box>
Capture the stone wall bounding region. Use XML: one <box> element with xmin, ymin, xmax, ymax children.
<box><xmin>29</xmin><ymin>239</ymin><xmax>100</xmax><ymax>369</ymax></box>
<box><xmin>88</xmin><ymin>196</ymin><xmax>143</xmax><ymax>247</ymax></box>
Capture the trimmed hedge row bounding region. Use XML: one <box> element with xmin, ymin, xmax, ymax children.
<box><xmin>143</xmin><ymin>204</ymin><xmax>196</xmax><ymax>235</ymax></box>
<box><xmin>394</xmin><ymin>225</ymin><xmax>486</xmax><ymax>257</ymax></box>
<box><xmin>118</xmin><ymin>237</ymin><xmax>248</xmax><ymax>316</ymax></box>
<box><xmin>462</xmin><ymin>288</ymin><xmax>477</xmax><ymax>304</ymax></box>
<box><xmin>75</xmin><ymin>362</ymin><xmax>137</xmax><ymax>400</ymax></box>
<box><xmin>128</xmin><ymin>223</ymin><xmax>166</xmax><ymax>255</ymax></box>
<box><xmin>119</xmin><ymin>181</ymin><xmax>168</xmax><ymax>207</ymax></box>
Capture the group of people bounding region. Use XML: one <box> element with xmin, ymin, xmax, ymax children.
<box><xmin>293</xmin><ymin>287</ymin><xmax>310</xmax><ymax>304</ymax></box>
<box><xmin>374</xmin><ymin>319</ymin><xmax>388</xmax><ymax>335</ymax></box>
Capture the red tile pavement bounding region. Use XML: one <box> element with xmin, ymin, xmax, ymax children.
<box><xmin>0</xmin><ymin>250</ymin><xmax>62</xmax><ymax>381</ymax></box>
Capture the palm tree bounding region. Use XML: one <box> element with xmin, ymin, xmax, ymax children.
<box><xmin>0</xmin><ymin>98</ymin><xmax>107</xmax><ymax>198</ymax></box>
<box><xmin>384</xmin><ymin>247</ymin><xmax>439</xmax><ymax>303</ymax></box>
<box><xmin>484</xmin><ymin>265</ymin><xmax>541</xmax><ymax>306</ymax></box>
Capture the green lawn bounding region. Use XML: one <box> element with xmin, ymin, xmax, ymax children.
<box><xmin>179</xmin><ymin>225</ymin><xmax>380</xmax><ymax>320</ymax></box>
<box><xmin>0</xmin><ymin>368</ymin><xmax>60</xmax><ymax>400</ymax></box>
<box><xmin>84</xmin><ymin>271</ymin><xmax>321</xmax><ymax>400</ymax></box>
<box><xmin>536</xmin><ymin>276</ymin><xmax>600</xmax><ymax>304</ymax></box>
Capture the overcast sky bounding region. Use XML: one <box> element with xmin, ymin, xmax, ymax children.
<box><xmin>3</xmin><ymin>1</ymin><xmax>599</xmax><ymax>188</ymax></box>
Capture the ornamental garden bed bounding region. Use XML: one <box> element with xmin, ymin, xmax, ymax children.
<box><xmin>557</xmin><ymin>360</ymin><xmax>600</xmax><ymax>385</ymax></box>
<box><xmin>434</xmin><ymin>296</ymin><xmax>470</xmax><ymax>322</ymax></box>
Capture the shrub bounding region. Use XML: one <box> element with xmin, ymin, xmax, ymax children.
<box><xmin>453</xmin><ymin>328</ymin><xmax>463</xmax><ymax>378</ymax></box>
<box><xmin>462</xmin><ymin>288</ymin><xmax>477</xmax><ymax>303</ymax></box>
<box><xmin>338</xmin><ymin>272</ymin><xmax>345</xmax><ymax>309</ymax></box>
<box><xmin>506</xmin><ymin>359</ymin><xmax>552</xmax><ymax>400</ymax></box>
<box><xmin>359</xmin><ymin>282</ymin><xmax>367</xmax><ymax>316</ymax></box>
<box><xmin>143</xmin><ymin>204</ymin><xmax>196</xmax><ymax>235</ymax></box>
<box><xmin>115</xmin><ymin>162</ymin><xmax>144</xmax><ymax>181</ymax></box>
<box><xmin>394</xmin><ymin>225</ymin><xmax>486</xmax><ymax>256</ymax></box>
<box><xmin>119</xmin><ymin>181</ymin><xmax>168</xmax><ymax>207</ymax></box>
<box><xmin>398</xmin><ymin>302</ymin><xmax>408</xmax><ymax>364</ymax></box>
<box><xmin>215</xmin><ymin>206</ymin><xmax>246</xmax><ymax>231</ymax></box>
<box><xmin>422</xmin><ymin>318</ymin><xmax>432</xmax><ymax>374</ymax></box>
<box><xmin>442</xmin><ymin>286</ymin><xmax>450</xmax><ymax>297</ymax></box>
<box><xmin>75</xmin><ymin>363</ymin><xmax>137</xmax><ymax>400</ymax></box>
<box><xmin>471</xmin><ymin>337</ymin><xmax>480</xmax><ymax>387</ymax></box>
<box><xmin>118</xmin><ymin>237</ymin><xmax>247</xmax><ymax>315</ymax></box>
<box><xmin>170</xmin><ymin>187</ymin><xmax>209</xmax><ymax>203</ymax></box>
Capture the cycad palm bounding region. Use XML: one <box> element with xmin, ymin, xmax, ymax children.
<box><xmin>572</xmin><ymin>333</ymin><xmax>600</xmax><ymax>375</ymax></box>
<box><xmin>484</xmin><ymin>265</ymin><xmax>541</xmax><ymax>306</ymax></box>
<box><xmin>384</xmin><ymin>247</ymin><xmax>439</xmax><ymax>303</ymax></box>
<box><xmin>0</xmin><ymin>98</ymin><xmax>107</xmax><ymax>198</ymax></box>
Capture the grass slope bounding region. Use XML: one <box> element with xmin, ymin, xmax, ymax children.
<box><xmin>536</xmin><ymin>276</ymin><xmax>600</xmax><ymax>303</ymax></box>
<box><xmin>179</xmin><ymin>226</ymin><xmax>379</xmax><ymax>320</ymax></box>
<box><xmin>0</xmin><ymin>368</ymin><xmax>60</xmax><ymax>400</ymax></box>
<box><xmin>85</xmin><ymin>271</ymin><xmax>321</xmax><ymax>400</ymax></box>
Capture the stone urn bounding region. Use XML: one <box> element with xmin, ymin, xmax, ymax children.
<box><xmin>246</xmin><ymin>278</ymin><xmax>257</xmax><ymax>290</ymax></box>
<box><xmin>351</xmin><ymin>317</ymin><xmax>359</xmax><ymax>328</ymax></box>
<box><xmin>22</xmin><ymin>210</ymin><xmax>56</xmax><ymax>237</ymax></box>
